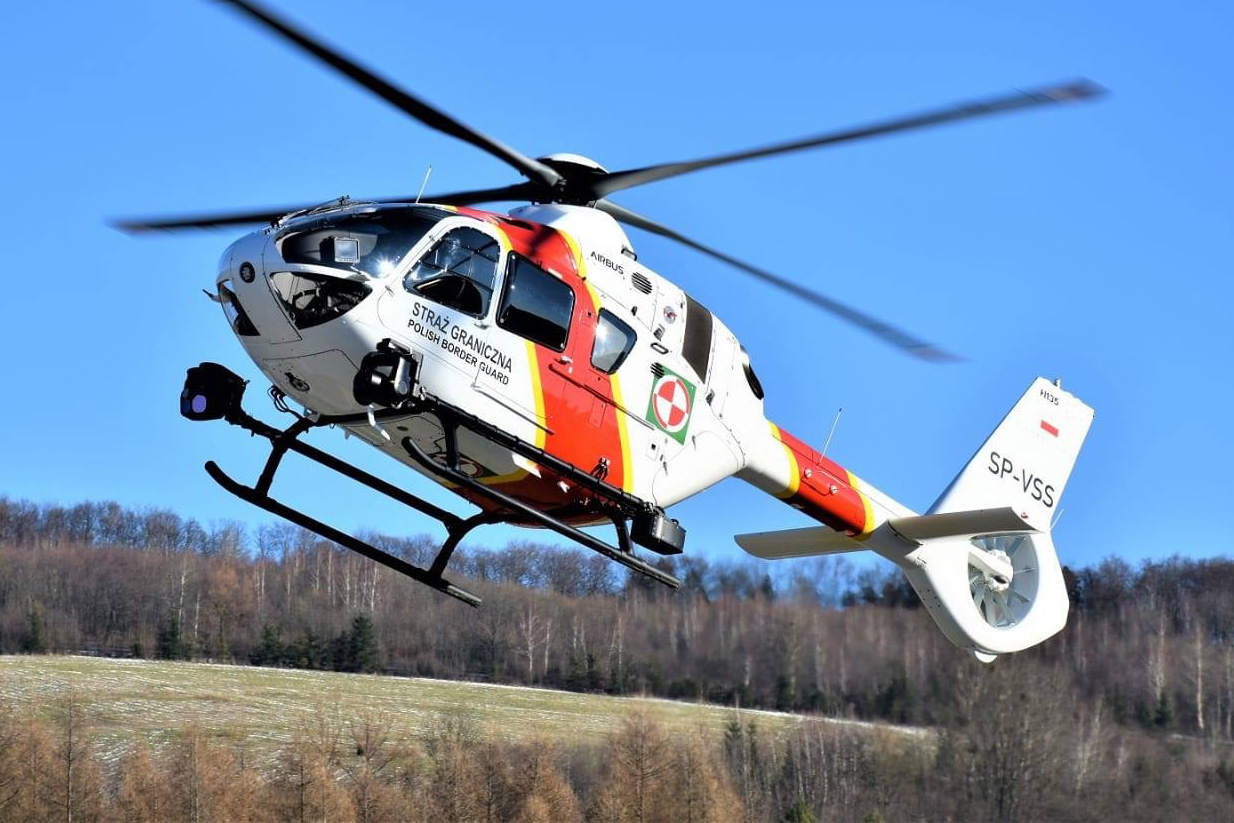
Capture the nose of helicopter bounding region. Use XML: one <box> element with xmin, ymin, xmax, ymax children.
<box><xmin>211</xmin><ymin>230</ymin><xmax>384</xmax><ymax>415</ymax></box>
<box><xmin>215</xmin><ymin>232</ymin><xmax>303</xmax><ymax>345</ymax></box>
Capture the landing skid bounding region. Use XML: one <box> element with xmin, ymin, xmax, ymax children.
<box><xmin>182</xmin><ymin>363</ymin><xmax>681</xmax><ymax>607</ymax></box>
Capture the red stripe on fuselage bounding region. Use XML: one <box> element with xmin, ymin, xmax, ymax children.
<box><xmin>452</xmin><ymin>209</ymin><xmax>627</xmax><ymax>524</ymax></box>
<box><xmin>772</xmin><ymin>427</ymin><xmax>870</xmax><ymax>535</ymax></box>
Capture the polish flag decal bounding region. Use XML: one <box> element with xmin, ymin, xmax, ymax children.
<box><xmin>1040</xmin><ymin>420</ymin><xmax>1059</xmax><ymax>437</ymax></box>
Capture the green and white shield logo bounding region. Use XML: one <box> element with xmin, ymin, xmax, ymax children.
<box><xmin>645</xmin><ymin>368</ymin><xmax>696</xmax><ymax>444</ymax></box>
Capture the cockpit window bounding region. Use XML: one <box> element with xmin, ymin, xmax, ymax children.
<box><xmin>403</xmin><ymin>227</ymin><xmax>500</xmax><ymax>317</ymax></box>
<box><xmin>592</xmin><ymin>309</ymin><xmax>637</xmax><ymax>373</ymax></box>
<box><xmin>218</xmin><ymin>280</ymin><xmax>259</xmax><ymax>336</ymax></box>
<box><xmin>270</xmin><ymin>272</ymin><xmax>372</xmax><ymax>330</ymax></box>
<box><xmin>277</xmin><ymin>206</ymin><xmax>443</xmax><ymax>278</ymax></box>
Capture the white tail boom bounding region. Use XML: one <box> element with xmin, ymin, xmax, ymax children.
<box><xmin>737</xmin><ymin>377</ymin><xmax>1094</xmax><ymax>661</ymax></box>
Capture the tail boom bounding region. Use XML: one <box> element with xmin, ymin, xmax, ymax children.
<box><xmin>737</xmin><ymin>422</ymin><xmax>911</xmax><ymax>538</ymax></box>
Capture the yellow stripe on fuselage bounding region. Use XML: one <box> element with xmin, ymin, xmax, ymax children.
<box><xmin>769</xmin><ymin>423</ymin><xmax>800</xmax><ymax>499</ymax></box>
<box><xmin>610</xmin><ymin>370</ymin><xmax>634</xmax><ymax>494</ymax></box>
<box><xmin>470</xmin><ymin>224</ymin><xmax>534</xmax><ymax>487</ymax></box>
<box><xmin>845</xmin><ymin>471</ymin><xmax>878</xmax><ymax>538</ymax></box>
<box><xmin>561</xmin><ymin>230</ymin><xmax>635</xmax><ymax>494</ymax></box>
<box><xmin>525</xmin><ymin>339</ymin><xmax>547</xmax><ymax>448</ymax></box>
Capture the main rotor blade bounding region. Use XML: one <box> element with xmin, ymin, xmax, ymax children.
<box><xmin>596</xmin><ymin>200</ymin><xmax>957</xmax><ymax>361</ymax></box>
<box><xmin>113</xmin><ymin>183</ymin><xmax>538</xmax><ymax>233</ymax></box>
<box><xmin>215</xmin><ymin>0</ymin><xmax>562</xmax><ymax>190</ymax></box>
<box><xmin>589</xmin><ymin>80</ymin><xmax>1105</xmax><ymax>198</ymax></box>
<box><xmin>114</xmin><ymin>205</ymin><xmax>303</xmax><ymax>233</ymax></box>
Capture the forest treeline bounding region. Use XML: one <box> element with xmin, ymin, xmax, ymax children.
<box><xmin>2</xmin><ymin>675</ymin><xmax>1233</xmax><ymax>823</ymax></box>
<box><xmin>4</xmin><ymin>495</ymin><xmax>1234</xmax><ymax>812</ymax></box>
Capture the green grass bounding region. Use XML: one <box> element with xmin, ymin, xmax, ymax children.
<box><xmin>0</xmin><ymin>655</ymin><xmax>918</xmax><ymax>763</ymax></box>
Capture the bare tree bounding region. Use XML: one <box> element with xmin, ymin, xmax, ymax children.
<box><xmin>507</xmin><ymin>736</ymin><xmax>580</xmax><ymax>822</ymax></box>
<box><xmin>607</xmin><ymin>710</ymin><xmax>674</xmax><ymax>823</ymax></box>
<box><xmin>339</xmin><ymin>710</ymin><xmax>409</xmax><ymax>823</ymax></box>
<box><xmin>272</xmin><ymin>713</ymin><xmax>354</xmax><ymax>823</ymax></box>
<box><xmin>423</xmin><ymin>713</ymin><xmax>483</xmax><ymax>822</ymax></box>
<box><xmin>517</xmin><ymin>603</ymin><xmax>543</xmax><ymax>683</ymax></box>
<box><xmin>45</xmin><ymin>689</ymin><xmax>102</xmax><ymax>823</ymax></box>
<box><xmin>115</xmin><ymin>738</ymin><xmax>176</xmax><ymax>823</ymax></box>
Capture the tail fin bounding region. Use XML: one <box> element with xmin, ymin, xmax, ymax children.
<box><xmin>897</xmin><ymin>377</ymin><xmax>1093</xmax><ymax>660</ymax></box>
<box><xmin>930</xmin><ymin>377</ymin><xmax>1094</xmax><ymax>531</ymax></box>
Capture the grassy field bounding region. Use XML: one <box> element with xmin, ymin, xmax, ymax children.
<box><xmin>0</xmin><ymin>655</ymin><xmax>918</xmax><ymax>764</ymax></box>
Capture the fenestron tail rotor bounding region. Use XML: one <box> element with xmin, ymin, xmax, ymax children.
<box><xmin>116</xmin><ymin>0</ymin><xmax>1105</xmax><ymax>360</ymax></box>
<box><xmin>969</xmin><ymin>533</ymin><xmax>1040</xmax><ymax>628</ymax></box>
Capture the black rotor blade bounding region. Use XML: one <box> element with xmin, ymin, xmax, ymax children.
<box><xmin>214</xmin><ymin>0</ymin><xmax>562</xmax><ymax>191</ymax></box>
<box><xmin>112</xmin><ymin>183</ymin><xmax>539</xmax><ymax>233</ymax></box>
<box><xmin>114</xmin><ymin>204</ymin><xmax>307</xmax><ymax>233</ymax></box>
<box><xmin>595</xmin><ymin>200</ymin><xmax>958</xmax><ymax>361</ymax></box>
<box><xmin>589</xmin><ymin>80</ymin><xmax>1105</xmax><ymax>198</ymax></box>
<box><xmin>414</xmin><ymin>182</ymin><xmax>541</xmax><ymax>206</ymax></box>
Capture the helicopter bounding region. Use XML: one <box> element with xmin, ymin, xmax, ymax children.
<box><xmin>120</xmin><ymin>0</ymin><xmax>1099</xmax><ymax>661</ymax></box>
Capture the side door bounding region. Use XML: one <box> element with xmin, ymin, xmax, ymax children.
<box><xmin>378</xmin><ymin>222</ymin><xmax>524</xmax><ymax>479</ymax></box>
<box><xmin>486</xmin><ymin>253</ymin><xmax>628</xmax><ymax>482</ymax></box>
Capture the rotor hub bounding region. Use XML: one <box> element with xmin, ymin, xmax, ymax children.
<box><xmin>983</xmin><ymin>549</ymin><xmax>1012</xmax><ymax>591</ymax></box>
<box><xmin>536</xmin><ymin>154</ymin><xmax>611</xmax><ymax>205</ymax></box>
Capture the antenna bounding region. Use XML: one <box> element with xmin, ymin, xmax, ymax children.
<box><xmin>821</xmin><ymin>407</ymin><xmax>843</xmax><ymax>456</ymax></box>
<box><xmin>415</xmin><ymin>165</ymin><xmax>433</xmax><ymax>203</ymax></box>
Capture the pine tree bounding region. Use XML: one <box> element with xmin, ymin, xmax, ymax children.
<box><xmin>289</xmin><ymin>629</ymin><xmax>324</xmax><ymax>670</ymax></box>
<box><xmin>347</xmin><ymin>613</ymin><xmax>380</xmax><ymax>674</ymax></box>
<box><xmin>253</xmin><ymin>623</ymin><xmax>285</xmax><ymax>667</ymax></box>
<box><xmin>156</xmin><ymin>615</ymin><xmax>184</xmax><ymax>660</ymax></box>
<box><xmin>20</xmin><ymin>604</ymin><xmax>46</xmax><ymax>654</ymax></box>
<box><xmin>1155</xmin><ymin>692</ymin><xmax>1176</xmax><ymax>730</ymax></box>
<box><xmin>786</xmin><ymin>800</ymin><xmax>818</xmax><ymax>823</ymax></box>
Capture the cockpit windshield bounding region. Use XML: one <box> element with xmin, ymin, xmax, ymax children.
<box><xmin>277</xmin><ymin>206</ymin><xmax>447</xmax><ymax>278</ymax></box>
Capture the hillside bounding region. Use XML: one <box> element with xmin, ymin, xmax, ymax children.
<box><xmin>0</xmin><ymin>655</ymin><xmax>917</xmax><ymax>764</ymax></box>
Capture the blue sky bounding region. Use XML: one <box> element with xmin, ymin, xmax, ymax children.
<box><xmin>1</xmin><ymin>0</ymin><xmax>1231</xmax><ymax>569</ymax></box>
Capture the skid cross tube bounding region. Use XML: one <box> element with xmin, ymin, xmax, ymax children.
<box><xmin>206</xmin><ymin>461</ymin><xmax>481</xmax><ymax>606</ymax></box>
<box><xmin>207</xmin><ymin>408</ymin><xmax>492</xmax><ymax>607</ymax></box>
<box><xmin>225</xmin><ymin>407</ymin><xmax>465</xmax><ymax>529</ymax></box>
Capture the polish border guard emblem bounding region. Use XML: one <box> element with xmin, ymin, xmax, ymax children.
<box><xmin>646</xmin><ymin>368</ymin><xmax>696</xmax><ymax>443</ymax></box>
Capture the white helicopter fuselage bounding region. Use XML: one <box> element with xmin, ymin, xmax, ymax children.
<box><xmin>215</xmin><ymin>201</ymin><xmax>881</xmax><ymax>530</ymax></box>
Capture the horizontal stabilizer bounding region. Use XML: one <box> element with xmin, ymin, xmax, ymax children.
<box><xmin>735</xmin><ymin>526</ymin><xmax>864</xmax><ymax>560</ymax></box>
<box><xmin>887</xmin><ymin>507</ymin><xmax>1033</xmax><ymax>543</ymax></box>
